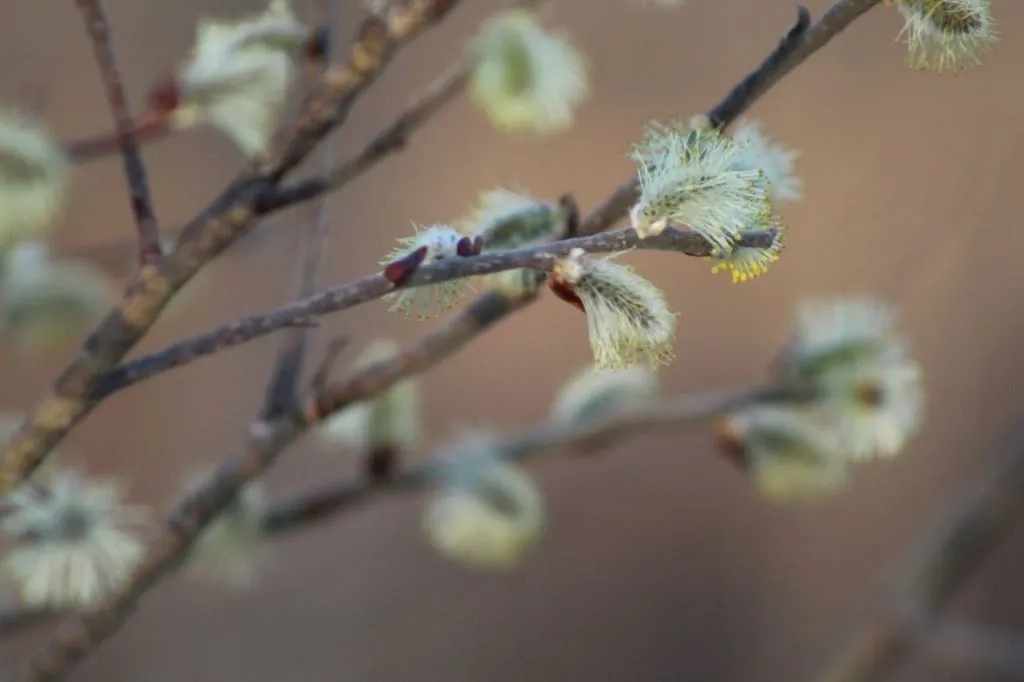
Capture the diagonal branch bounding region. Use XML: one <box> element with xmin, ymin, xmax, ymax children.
<box><xmin>579</xmin><ymin>0</ymin><xmax>883</xmax><ymax>237</ymax></box>
<box><xmin>0</xmin><ymin>0</ymin><xmax>469</xmax><ymax>498</ymax></box>
<box><xmin>91</xmin><ymin>227</ymin><xmax>775</xmax><ymax>400</ymax></box>
<box><xmin>813</xmin><ymin>427</ymin><xmax>1024</xmax><ymax>682</ymax></box>
<box><xmin>75</xmin><ymin>0</ymin><xmax>163</xmax><ymax>265</ymax></box>
<box><xmin>263</xmin><ymin>384</ymin><xmax>791</xmax><ymax>534</ymax></box>
<box><xmin>13</xmin><ymin>288</ymin><xmax>537</xmax><ymax>682</ymax></box>
<box><xmin>259</xmin><ymin>57</ymin><xmax>471</xmax><ymax>213</ymax></box>
<box><xmin>261</xmin><ymin>1</ymin><xmax>340</xmax><ymax>420</ymax></box>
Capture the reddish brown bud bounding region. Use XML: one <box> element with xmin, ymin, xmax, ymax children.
<box><xmin>546</xmin><ymin>271</ymin><xmax>585</xmax><ymax>313</ymax></box>
<box><xmin>855</xmin><ymin>381</ymin><xmax>886</xmax><ymax>407</ymax></box>
<box><xmin>713</xmin><ymin>416</ymin><xmax>748</xmax><ymax>470</ymax></box>
<box><xmin>147</xmin><ymin>74</ymin><xmax>181</xmax><ymax>113</ymax></box>
<box><xmin>304</xmin><ymin>25</ymin><xmax>330</xmax><ymax>63</ymax></box>
<box><xmin>366</xmin><ymin>445</ymin><xmax>399</xmax><ymax>482</ymax></box>
<box><xmin>383</xmin><ymin>246</ymin><xmax>428</xmax><ymax>286</ymax></box>
<box><xmin>472</xmin><ymin>235</ymin><xmax>486</xmax><ymax>255</ymax></box>
<box><xmin>456</xmin><ymin>236</ymin><xmax>475</xmax><ymax>258</ymax></box>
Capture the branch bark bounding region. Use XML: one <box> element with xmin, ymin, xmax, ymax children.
<box><xmin>0</xmin><ymin>0</ymin><xmax>468</xmax><ymax>498</ymax></box>
<box><xmin>260</xmin><ymin>2</ymin><xmax>340</xmax><ymax>420</ymax></box>
<box><xmin>91</xmin><ymin>228</ymin><xmax>775</xmax><ymax>399</ymax></box>
<box><xmin>814</xmin><ymin>428</ymin><xmax>1024</xmax><ymax>682</ymax></box>
<box><xmin>263</xmin><ymin>385</ymin><xmax>789</xmax><ymax>534</ymax></box>
<box><xmin>75</xmin><ymin>0</ymin><xmax>163</xmax><ymax>265</ymax></box>
<box><xmin>12</xmin><ymin>287</ymin><xmax>536</xmax><ymax>682</ymax></box>
<box><xmin>579</xmin><ymin>0</ymin><xmax>883</xmax><ymax>237</ymax></box>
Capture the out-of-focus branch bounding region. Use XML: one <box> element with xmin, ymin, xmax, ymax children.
<box><xmin>580</xmin><ymin>0</ymin><xmax>883</xmax><ymax>237</ymax></box>
<box><xmin>264</xmin><ymin>385</ymin><xmax>792</xmax><ymax>534</ymax></box>
<box><xmin>814</xmin><ymin>429</ymin><xmax>1024</xmax><ymax>682</ymax></box>
<box><xmin>916</xmin><ymin>615</ymin><xmax>1024</xmax><ymax>677</ymax></box>
<box><xmin>0</xmin><ymin>0</ymin><xmax>468</xmax><ymax>499</ymax></box>
<box><xmin>63</xmin><ymin>120</ymin><xmax>173</xmax><ymax>164</ymax></box>
<box><xmin>92</xmin><ymin>227</ymin><xmax>775</xmax><ymax>399</ymax></box>
<box><xmin>13</xmin><ymin>287</ymin><xmax>535</xmax><ymax>682</ymax></box>
<box><xmin>260</xmin><ymin>57</ymin><xmax>471</xmax><ymax>213</ymax></box>
<box><xmin>261</xmin><ymin>1</ymin><xmax>340</xmax><ymax>420</ymax></box>
<box><xmin>75</xmin><ymin>0</ymin><xmax>163</xmax><ymax>265</ymax></box>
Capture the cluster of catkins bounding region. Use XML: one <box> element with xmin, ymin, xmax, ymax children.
<box><xmin>0</xmin><ymin>0</ymin><xmax>996</xmax><ymax>606</ymax></box>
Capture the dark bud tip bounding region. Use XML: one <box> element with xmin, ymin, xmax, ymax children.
<box><xmin>147</xmin><ymin>74</ymin><xmax>181</xmax><ymax>113</ymax></box>
<box><xmin>383</xmin><ymin>246</ymin><xmax>428</xmax><ymax>286</ymax></box>
<box><xmin>713</xmin><ymin>417</ymin><xmax>748</xmax><ymax>470</ymax></box>
<box><xmin>472</xmin><ymin>236</ymin><xmax>486</xmax><ymax>255</ymax></box>
<box><xmin>366</xmin><ymin>446</ymin><xmax>399</xmax><ymax>482</ymax></box>
<box><xmin>855</xmin><ymin>382</ymin><xmax>886</xmax><ymax>408</ymax></box>
<box><xmin>558</xmin><ymin>193</ymin><xmax>581</xmax><ymax>238</ymax></box>
<box><xmin>304</xmin><ymin>25</ymin><xmax>330</xmax><ymax>62</ymax></box>
<box><xmin>546</xmin><ymin>272</ymin><xmax>585</xmax><ymax>313</ymax></box>
<box><xmin>456</xmin><ymin>236</ymin><xmax>475</xmax><ymax>258</ymax></box>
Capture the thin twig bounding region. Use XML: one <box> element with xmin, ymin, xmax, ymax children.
<box><xmin>91</xmin><ymin>227</ymin><xmax>775</xmax><ymax>400</ymax></box>
<box><xmin>579</xmin><ymin>0</ymin><xmax>883</xmax><ymax>237</ymax></box>
<box><xmin>0</xmin><ymin>0</ymin><xmax>468</xmax><ymax>498</ymax></box>
<box><xmin>14</xmin><ymin>288</ymin><xmax>536</xmax><ymax>682</ymax></box>
<box><xmin>75</xmin><ymin>0</ymin><xmax>163</xmax><ymax>265</ymax></box>
<box><xmin>260</xmin><ymin>57</ymin><xmax>471</xmax><ymax>213</ymax></box>
<box><xmin>264</xmin><ymin>385</ymin><xmax>789</xmax><ymax>533</ymax></box>
<box><xmin>309</xmin><ymin>337</ymin><xmax>350</xmax><ymax>393</ymax></box>
<box><xmin>814</xmin><ymin>429</ymin><xmax>1024</xmax><ymax>682</ymax></box>
<box><xmin>63</xmin><ymin>118</ymin><xmax>172</xmax><ymax>165</ymax></box>
<box><xmin>0</xmin><ymin>607</ymin><xmax>53</xmax><ymax>637</ymax></box>
<box><xmin>916</xmin><ymin>616</ymin><xmax>1024</xmax><ymax>677</ymax></box>
<box><xmin>261</xmin><ymin>1</ymin><xmax>340</xmax><ymax>420</ymax></box>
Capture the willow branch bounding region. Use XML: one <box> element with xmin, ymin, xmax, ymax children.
<box><xmin>580</xmin><ymin>0</ymin><xmax>882</xmax><ymax>237</ymax></box>
<box><xmin>0</xmin><ymin>0</ymin><xmax>468</xmax><ymax>497</ymax></box>
<box><xmin>75</xmin><ymin>0</ymin><xmax>163</xmax><ymax>265</ymax></box>
<box><xmin>914</xmin><ymin>616</ymin><xmax>1024</xmax><ymax>677</ymax></box>
<box><xmin>264</xmin><ymin>385</ymin><xmax>791</xmax><ymax>533</ymax></box>
<box><xmin>260</xmin><ymin>57</ymin><xmax>471</xmax><ymax>212</ymax></box>
<box><xmin>92</xmin><ymin>227</ymin><xmax>773</xmax><ymax>399</ymax></box>
<box><xmin>261</xmin><ymin>3</ymin><xmax>340</xmax><ymax>420</ymax></box>
<box><xmin>814</xmin><ymin>429</ymin><xmax>1024</xmax><ymax>682</ymax></box>
<box><xmin>14</xmin><ymin>286</ymin><xmax>535</xmax><ymax>682</ymax></box>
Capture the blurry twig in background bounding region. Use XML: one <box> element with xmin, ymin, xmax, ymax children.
<box><xmin>260</xmin><ymin>56</ymin><xmax>472</xmax><ymax>212</ymax></box>
<box><xmin>75</xmin><ymin>0</ymin><xmax>163</xmax><ymax>265</ymax></box>
<box><xmin>815</xmin><ymin>428</ymin><xmax>1024</xmax><ymax>682</ymax></box>
<box><xmin>263</xmin><ymin>385</ymin><xmax>792</xmax><ymax>534</ymax></box>
<box><xmin>260</xmin><ymin>0</ymin><xmax>339</xmax><ymax>420</ymax></box>
<box><xmin>917</xmin><ymin>616</ymin><xmax>1024</xmax><ymax>677</ymax></box>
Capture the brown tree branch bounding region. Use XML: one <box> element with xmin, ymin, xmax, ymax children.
<box><xmin>75</xmin><ymin>0</ymin><xmax>163</xmax><ymax>265</ymax></box>
<box><xmin>0</xmin><ymin>0</ymin><xmax>468</xmax><ymax>498</ymax></box>
<box><xmin>260</xmin><ymin>57</ymin><xmax>471</xmax><ymax>213</ymax></box>
<box><xmin>916</xmin><ymin>616</ymin><xmax>1024</xmax><ymax>677</ymax></box>
<box><xmin>263</xmin><ymin>385</ymin><xmax>791</xmax><ymax>534</ymax></box>
<box><xmin>13</xmin><ymin>287</ymin><xmax>536</xmax><ymax>682</ymax></box>
<box><xmin>91</xmin><ymin>227</ymin><xmax>775</xmax><ymax>400</ymax></box>
<box><xmin>261</xmin><ymin>2</ymin><xmax>340</xmax><ymax>420</ymax></box>
<box><xmin>579</xmin><ymin>0</ymin><xmax>883</xmax><ymax>237</ymax></box>
<box><xmin>814</xmin><ymin>428</ymin><xmax>1024</xmax><ymax>682</ymax></box>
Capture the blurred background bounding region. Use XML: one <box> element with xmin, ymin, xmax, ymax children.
<box><xmin>0</xmin><ymin>0</ymin><xmax>1022</xmax><ymax>680</ymax></box>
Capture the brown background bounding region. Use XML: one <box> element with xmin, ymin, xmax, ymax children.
<box><xmin>1</xmin><ymin>0</ymin><xmax>1023</xmax><ymax>680</ymax></box>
